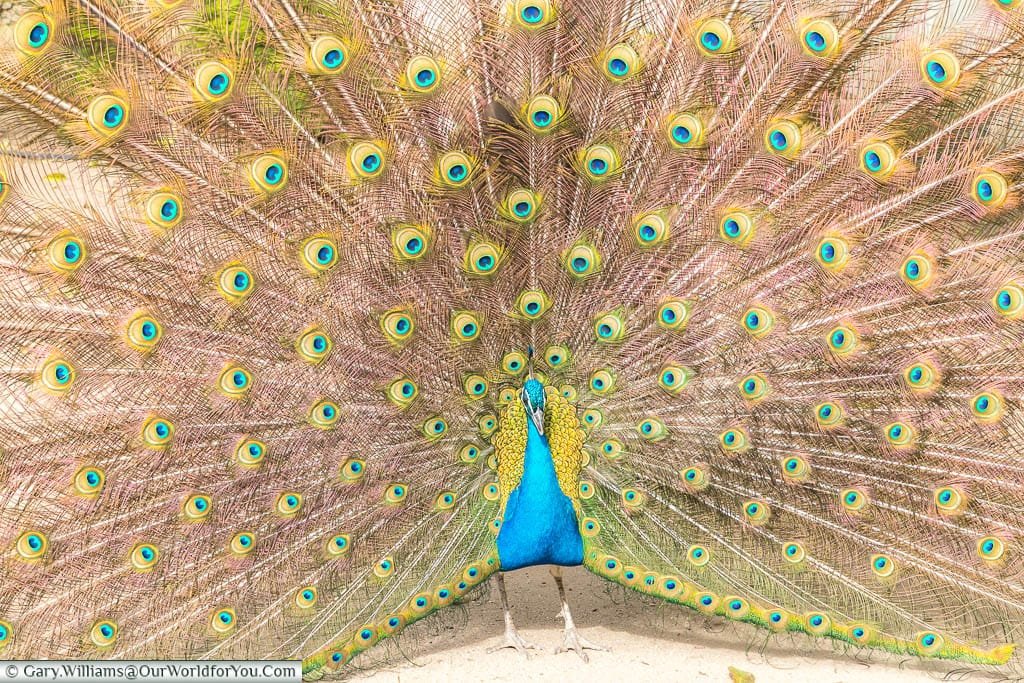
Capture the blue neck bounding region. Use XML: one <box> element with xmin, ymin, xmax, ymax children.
<box><xmin>495</xmin><ymin>417</ymin><xmax>584</xmax><ymax>571</ymax></box>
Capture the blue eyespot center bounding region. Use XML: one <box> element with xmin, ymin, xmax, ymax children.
<box><xmin>864</xmin><ymin>151</ymin><xmax>882</xmax><ymax>172</ymax></box>
<box><xmin>29</xmin><ymin>22</ymin><xmax>49</xmax><ymax>47</ymax></box>
<box><xmin>323</xmin><ymin>49</ymin><xmax>343</xmax><ymax>68</ymax></box>
<box><xmin>64</xmin><ymin>242</ymin><xmax>81</xmax><ymax>262</ymax></box>
<box><xmin>361</xmin><ymin>154</ymin><xmax>381</xmax><ymax>172</ymax></box>
<box><xmin>415</xmin><ymin>69</ymin><xmax>435</xmax><ymax>87</ymax></box>
<box><xmin>103</xmin><ymin>105</ymin><xmax>124</xmax><ymax>128</ymax></box>
<box><xmin>160</xmin><ymin>199</ymin><xmax>178</xmax><ymax>221</ymax></box>
<box><xmin>521</xmin><ymin>5</ymin><xmax>542</xmax><ymax>22</ymax></box>
<box><xmin>572</xmin><ymin>256</ymin><xmax>589</xmax><ymax>272</ymax></box>
<box><xmin>672</xmin><ymin>125</ymin><xmax>691</xmax><ymax>143</ymax></box>
<box><xmin>532</xmin><ymin>110</ymin><xmax>551</xmax><ymax>126</ymax></box>
<box><xmin>208</xmin><ymin>73</ymin><xmax>229</xmax><ymax>95</ymax></box>
<box><xmin>54</xmin><ymin>363</ymin><xmax>70</xmax><ymax>383</ymax></box>
<box><xmin>701</xmin><ymin>31</ymin><xmax>722</xmax><ymax>51</ymax></box>
<box><xmin>514</xmin><ymin>201</ymin><xmax>531</xmax><ymax>216</ymax></box>
<box><xmin>608</xmin><ymin>58</ymin><xmax>628</xmax><ymax>76</ymax></box>
<box><xmin>769</xmin><ymin>130</ymin><xmax>788</xmax><ymax>150</ymax></box>
<box><xmin>805</xmin><ymin>30</ymin><xmax>825</xmax><ymax>52</ymax></box>
<box><xmin>977</xmin><ymin>179</ymin><xmax>993</xmax><ymax>200</ymax></box>
<box><xmin>639</xmin><ymin>224</ymin><xmax>657</xmax><ymax>241</ymax></box>
<box><xmin>317</xmin><ymin>245</ymin><xmax>334</xmax><ymax>263</ymax></box>
<box><xmin>264</xmin><ymin>163</ymin><xmax>283</xmax><ymax>184</ymax></box>
<box><xmin>448</xmin><ymin>164</ymin><xmax>467</xmax><ymax>181</ymax></box>
<box><xmin>588</xmin><ymin>158</ymin><xmax>607</xmax><ymax>175</ymax></box>
<box><xmin>926</xmin><ymin>61</ymin><xmax>946</xmax><ymax>83</ymax></box>
<box><xmin>233</xmin><ymin>272</ymin><xmax>249</xmax><ymax>290</ymax></box>
<box><xmin>154</xmin><ymin>422</ymin><xmax>169</xmax><ymax>438</ymax></box>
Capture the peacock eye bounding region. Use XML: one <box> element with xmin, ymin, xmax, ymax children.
<box><xmin>308</xmin><ymin>36</ymin><xmax>349</xmax><ymax>74</ymax></box>
<box><xmin>450</xmin><ymin>311</ymin><xmax>482</xmax><ymax>342</ymax></box>
<box><xmin>764</xmin><ymin>119</ymin><xmax>803</xmax><ymax>157</ymax></box>
<box><xmin>404</xmin><ymin>56</ymin><xmax>441</xmax><ymax>93</ymax></box>
<box><xmin>349</xmin><ymin>142</ymin><xmax>386</xmax><ymax>180</ymax></box>
<box><xmin>525</xmin><ymin>94</ymin><xmax>561</xmax><ymax>132</ymax></box>
<box><xmin>562</xmin><ymin>242</ymin><xmax>601</xmax><ymax>278</ymax></box>
<box><xmin>696</xmin><ymin>18</ymin><xmax>735</xmax><ymax>55</ymax></box>
<box><xmin>666</xmin><ymin>112</ymin><xmax>704</xmax><ymax>148</ymax></box>
<box><xmin>438</xmin><ymin>151</ymin><xmax>475</xmax><ymax>187</ymax></box>
<box><xmin>589</xmin><ymin>369</ymin><xmax>616</xmax><ymax>395</ymax></box>
<box><xmin>920</xmin><ymin>49</ymin><xmax>960</xmax><ymax>91</ymax></box>
<box><xmin>603</xmin><ymin>43</ymin><xmax>640</xmax><ymax>82</ymax></box>
<box><xmin>741</xmin><ymin>305</ymin><xmax>774</xmax><ymax>337</ymax></box>
<box><xmin>464</xmin><ymin>240</ymin><xmax>504</xmax><ymax>276</ymax></box>
<box><xmin>579</xmin><ymin>144</ymin><xmax>620</xmax><ymax>180</ymax></box>
<box><xmin>194</xmin><ymin>61</ymin><xmax>234</xmax><ymax>102</ymax></box>
<box><xmin>800</xmin><ymin>19</ymin><xmax>839</xmax><ymax>58</ymax></box>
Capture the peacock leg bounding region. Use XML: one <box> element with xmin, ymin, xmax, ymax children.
<box><xmin>550</xmin><ymin>566</ymin><xmax>607</xmax><ymax>662</ymax></box>
<box><xmin>487</xmin><ymin>571</ymin><xmax>539</xmax><ymax>656</ymax></box>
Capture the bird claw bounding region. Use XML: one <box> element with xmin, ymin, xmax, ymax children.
<box><xmin>488</xmin><ymin>629</ymin><xmax>539</xmax><ymax>657</ymax></box>
<box><xmin>554</xmin><ymin>625</ymin><xmax>607</xmax><ymax>662</ymax></box>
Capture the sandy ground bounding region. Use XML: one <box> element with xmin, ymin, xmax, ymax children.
<box><xmin>344</xmin><ymin>566</ymin><xmax>1009</xmax><ymax>683</ymax></box>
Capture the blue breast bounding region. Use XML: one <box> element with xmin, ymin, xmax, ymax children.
<box><xmin>496</xmin><ymin>417</ymin><xmax>584</xmax><ymax>571</ymax></box>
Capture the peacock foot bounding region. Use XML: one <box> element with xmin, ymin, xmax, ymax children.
<box><xmin>487</xmin><ymin>626</ymin><xmax>540</xmax><ymax>657</ymax></box>
<box><xmin>553</xmin><ymin>611</ymin><xmax>607</xmax><ymax>662</ymax></box>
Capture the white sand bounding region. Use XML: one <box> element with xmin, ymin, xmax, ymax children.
<box><xmin>347</xmin><ymin>566</ymin><xmax>1005</xmax><ymax>682</ymax></box>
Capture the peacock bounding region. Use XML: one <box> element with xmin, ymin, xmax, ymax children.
<box><xmin>1</xmin><ymin>0</ymin><xmax>1023</xmax><ymax>677</ymax></box>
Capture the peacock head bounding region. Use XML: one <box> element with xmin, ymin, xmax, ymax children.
<box><xmin>521</xmin><ymin>378</ymin><xmax>545</xmax><ymax>434</ymax></box>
